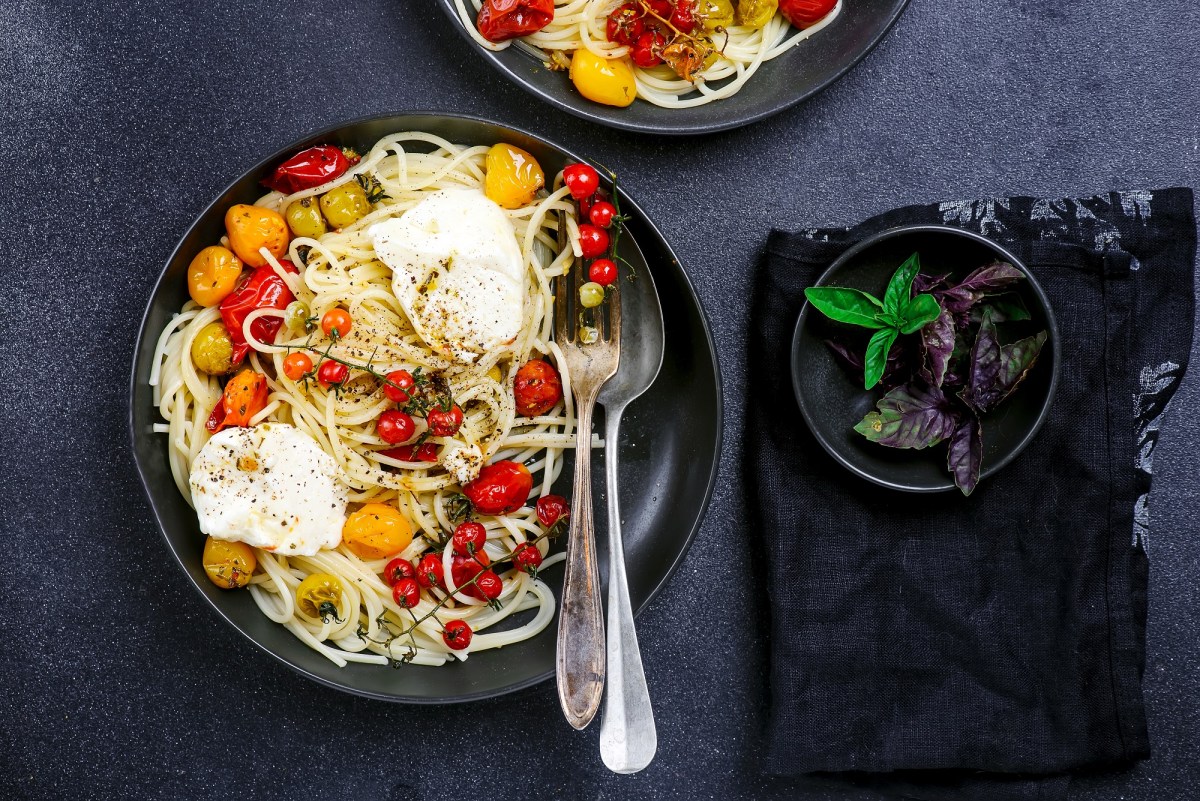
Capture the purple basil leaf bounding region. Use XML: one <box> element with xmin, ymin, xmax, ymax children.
<box><xmin>984</xmin><ymin>293</ymin><xmax>1031</xmax><ymax>322</ymax></box>
<box><xmin>947</xmin><ymin>414</ymin><xmax>983</xmax><ymax>496</ymax></box>
<box><xmin>959</xmin><ymin>307</ymin><xmax>1003</xmax><ymax>413</ymax></box>
<box><xmin>853</xmin><ymin>384</ymin><xmax>958</xmax><ymax>449</ymax></box>
<box><xmin>937</xmin><ymin>261</ymin><xmax>1025</xmax><ymax>315</ymax></box>
<box><xmin>823</xmin><ymin>338</ymin><xmax>864</xmax><ymax>371</ymax></box>
<box><xmin>919</xmin><ymin>308</ymin><xmax>956</xmax><ymax>387</ymax></box>
<box><xmin>913</xmin><ymin>272</ymin><xmax>950</xmax><ymax>293</ymax></box>
<box><xmin>994</xmin><ymin>330</ymin><xmax>1048</xmax><ymax>403</ymax></box>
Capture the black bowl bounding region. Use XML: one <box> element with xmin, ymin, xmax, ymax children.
<box><xmin>129</xmin><ymin>112</ymin><xmax>723</xmax><ymax>702</ymax></box>
<box><xmin>437</xmin><ymin>0</ymin><xmax>910</xmax><ymax>135</ymax></box>
<box><xmin>791</xmin><ymin>225</ymin><xmax>1060</xmax><ymax>493</ymax></box>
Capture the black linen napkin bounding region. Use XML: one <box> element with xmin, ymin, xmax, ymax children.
<box><xmin>746</xmin><ymin>189</ymin><xmax>1196</xmax><ymax>800</ymax></box>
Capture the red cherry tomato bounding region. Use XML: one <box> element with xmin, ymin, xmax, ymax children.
<box><xmin>283</xmin><ymin>352</ymin><xmax>313</xmax><ymax>380</ymax></box>
<box><xmin>588</xmin><ymin>259</ymin><xmax>618</xmax><ymax>287</ymax></box>
<box><xmin>392</xmin><ymin>577</ymin><xmax>421</xmax><ymax>609</ymax></box>
<box><xmin>442</xmin><ymin>619</ymin><xmax>473</xmax><ymax>650</ymax></box>
<box><xmin>536</xmin><ymin>494</ymin><xmax>570</xmax><ymax>527</ymax></box>
<box><xmin>383</xmin><ymin>369</ymin><xmax>414</xmax><ymax>403</ymax></box>
<box><xmin>426</xmin><ymin>405</ymin><xmax>464</xmax><ymax>437</ymax></box>
<box><xmin>317</xmin><ymin>360</ymin><xmax>349</xmax><ymax>388</ymax></box>
<box><xmin>646</xmin><ymin>0</ymin><xmax>672</xmax><ymax>15</ymax></box>
<box><xmin>563</xmin><ymin>163</ymin><xmax>600</xmax><ymax>200</ymax></box>
<box><xmin>415</xmin><ymin>553</ymin><xmax>444</xmax><ymax>589</ymax></box>
<box><xmin>262</xmin><ymin>145</ymin><xmax>352</xmax><ymax>195</ymax></box>
<box><xmin>321</xmin><ymin>308</ymin><xmax>352</xmax><ymax>339</ymax></box>
<box><xmin>631</xmin><ymin>29</ymin><xmax>666</xmax><ymax>68</ymax></box>
<box><xmin>513</xmin><ymin>359</ymin><xmax>564</xmax><ymax>417</ymax></box>
<box><xmin>778</xmin><ymin>0</ymin><xmax>836</xmax><ymax>27</ymax></box>
<box><xmin>383</xmin><ymin>557</ymin><xmax>416</xmax><ymax>585</ymax></box>
<box><xmin>474</xmin><ymin>570</ymin><xmax>503</xmax><ymax>601</ymax></box>
<box><xmin>463</xmin><ymin>461</ymin><xmax>533</xmax><ymax>515</ymax></box>
<box><xmin>577</xmin><ymin>224</ymin><xmax>610</xmax><ymax>258</ymax></box>
<box><xmin>452</xmin><ymin>522</ymin><xmax>487</xmax><ymax>556</ymax></box>
<box><xmin>512</xmin><ymin>543</ymin><xmax>544</xmax><ymax>574</ymax></box>
<box><xmin>451</xmin><ymin>551</ymin><xmax>492</xmax><ymax>597</ymax></box>
<box><xmin>670</xmin><ymin>0</ymin><xmax>697</xmax><ymax>33</ymax></box>
<box><xmin>606</xmin><ymin>3</ymin><xmax>645</xmax><ymax>46</ymax></box>
<box><xmin>376</xmin><ymin>410</ymin><xmax>415</xmax><ymax>444</ymax></box>
<box><xmin>476</xmin><ymin>0</ymin><xmax>555</xmax><ymax>43</ymax></box>
<box><xmin>379</xmin><ymin>443</ymin><xmax>440</xmax><ymax>463</ymax></box>
<box><xmin>219</xmin><ymin>261</ymin><xmax>297</xmax><ymax>365</ymax></box>
<box><xmin>588</xmin><ymin>201</ymin><xmax>617</xmax><ymax>228</ymax></box>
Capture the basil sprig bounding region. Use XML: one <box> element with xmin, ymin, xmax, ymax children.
<box><xmin>804</xmin><ymin>253</ymin><xmax>942</xmax><ymax>389</ymax></box>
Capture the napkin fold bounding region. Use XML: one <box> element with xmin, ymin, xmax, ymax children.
<box><xmin>746</xmin><ymin>189</ymin><xmax>1196</xmax><ymax>800</ymax></box>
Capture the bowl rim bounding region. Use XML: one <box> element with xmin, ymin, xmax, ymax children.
<box><xmin>790</xmin><ymin>223</ymin><xmax>1061</xmax><ymax>493</ymax></box>
<box><xmin>127</xmin><ymin>110</ymin><xmax>725</xmax><ymax>703</ymax></box>
<box><xmin>435</xmin><ymin>0</ymin><xmax>912</xmax><ymax>136</ymax></box>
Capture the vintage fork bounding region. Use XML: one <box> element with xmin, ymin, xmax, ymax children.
<box><xmin>554</xmin><ymin>224</ymin><xmax>621</xmax><ymax>730</ymax></box>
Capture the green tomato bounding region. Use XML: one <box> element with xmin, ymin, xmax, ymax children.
<box><xmin>285</xmin><ymin>198</ymin><xmax>327</xmax><ymax>239</ymax></box>
<box><xmin>736</xmin><ymin>0</ymin><xmax>778</xmax><ymax>29</ymax></box>
<box><xmin>319</xmin><ymin>182</ymin><xmax>371</xmax><ymax>229</ymax></box>
<box><xmin>190</xmin><ymin>322</ymin><xmax>234</xmax><ymax>375</ymax></box>
<box><xmin>699</xmin><ymin>0</ymin><xmax>735</xmax><ymax>28</ymax></box>
<box><xmin>579</xmin><ymin>282</ymin><xmax>606</xmax><ymax>308</ymax></box>
<box><xmin>284</xmin><ymin>300</ymin><xmax>311</xmax><ymax>331</ymax></box>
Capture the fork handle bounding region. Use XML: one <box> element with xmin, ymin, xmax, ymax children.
<box><xmin>556</xmin><ymin>391</ymin><xmax>606</xmax><ymax>730</ymax></box>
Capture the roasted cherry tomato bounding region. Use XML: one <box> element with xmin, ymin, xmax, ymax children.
<box><xmin>284</xmin><ymin>197</ymin><xmax>327</xmax><ymax>239</ymax></box>
<box><xmin>187</xmin><ymin>246</ymin><xmax>243</xmax><ymax>307</ymax></box>
<box><xmin>463</xmin><ymin>461</ymin><xmax>533</xmax><ymax>515</ymax></box>
<box><xmin>474</xmin><ymin>570</ymin><xmax>503</xmax><ymax>601</ymax></box>
<box><xmin>536</xmin><ymin>494</ymin><xmax>570</xmax><ymax>527</ymax></box>
<box><xmin>512</xmin><ymin>543</ymin><xmax>544</xmax><ymax>574</ymax></box>
<box><xmin>589</xmin><ymin>201</ymin><xmax>617</xmax><ymax>228</ymax></box>
<box><xmin>415</xmin><ymin>553</ymin><xmax>444</xmax><ymax>589</ymax></box>
<box><xmin>317</xmin><ymin>359</ymin><xmax>349</xmax><ymax>388</ymax></box>
<box><xmin>191</xmin><ymin>322</ymin><xmax>235</xmax><ymax>376</ymax></box>
<box><xmin>737</xmin><ymin>0</ymin><xmax>778</xmax><ymax>29</ymax></box>
<box><xmin>484</xmin><ymin>143</ymin><xmax>545</xmax><ymax>210</ymax></box>
<box><xmin>319</xmin><ymin>181</ymin><xmax>371</xmax><ymax>229</ymax></box>
<box><xmin>476</xmin><ymin>0</ymin><xmax>555</xmax><ymax>43</ymax></box>
<box><xmin>671</xmin><ymin>0</ymin><xmax>698</xmax><ymax>32</ymax></box>
<box><xmin>452</xmin><ymin>522</ymin><xmax>488</xmax><ymax>557</ymax></box>
<box><xmin>779</xmin><ymin>0</ymin><xmax>835</xmax><ymax>27</ymax></box>
<box><xmin>513</xmin><ymin>359</ymin><xmax>563</xmax><ymax>417</ymax></box>
<box><xmin>451</xmin><ymin>550</ymin><xmax>491</xmax><ymax>596</ymax></box>
<box><xmin>563</xmin><ymin>163</ymin><xmax>600</xmax><ymax>200</ymax></box>
<box><xmin>262</xmin><ymin>145</ymin><xmax>353</xmax><ymax>195</ymax></box>
<box><xmin>283</xmin><ymin>352</ymin><xmax>312</xmax><ymax>380</ymax></box>
<box><xmin>392</xmin><ymin>577</ymin><xmax>421</xmax><ymax>609</ymax></box>
<box><xmin>607</xmin><ymin>3</ymin><xmax>645</xmax><ymax>45</ymax></box>
<box><xmin>442</xmin><ymin>619</ymin><xmax>473</xmax><ymax>650</ymax></box>
<box><xmin>426</xmin><ymin>405</ymin><xmax>464</xmax><ymax>437</ymax></box>
<box><xmin>589</xmin><ymin>258</ymin><xmax>619</xmax><ymax>286</ymax></box>
<box><xmin>376</xmin><ymin>410</ymin><xmax>416</xmax><ymax>444</ymax></box>
<box><xmin>341</xmin><ymin>503</ymin><xmax>414</xmax><ymax>560</ymax></box>
<box><xmin>225</xmin><ymin>204</ymin><xmax>289</xmax><ymax>268</ymax></box>
<box><xmin>646</xmin><ymin>0</ymin><xmax>673</xmax><ymax>14</ymax></box>
<box><xmin>631</xmin><ymin>29</ymin><xmax>667</xmax><ymax>67</ymax></box>
<box><xmin>206</xmin><ymin>368</ymin><xmax>269</xmax><ymax>433</ymax></box>
<box><xmin>577</xmin><ymin>224</ymin><xmax>610</xmax><ymax>258</ymax></box>
<box><xmin>321</xmin><ymin>308</ymin><xmax>352</xmax><ymax>339</ymax></box>
<box><xmin>383</xmin><ymin>557</ymin><xmax>416</xmax><ymax>585</ymax></box>
<box><xmin>202</xmin><ymin>536</ymin><xmax>257</xmax><ymax>589</ymax></box>
<box><xmin>698</xmin><ymin>0</ymin><xmax>735</xmax><ymax>28</ymax></box>
<box><xmin>570</xmin><ymin>50</ymin><xmax>638</xmax><ymax>108</ymax></box>
<box><xmin>219</xmin><ymin>260</ymin><xmax>297</xmax><ymax>364</ymax></box>
<box><xmin>379</xmin><ymin>443</ymin><xmax>439</xmax><ymax>463</ymax></box>
<box><xmin>296</xmin><ymin>573</ymin><xmax>344</xmax><ymax>621</ymax></box>
<box><xmin>383</xmin><ymin>369</ymin><xmax>414</xmax><ymax>403</ymax></box>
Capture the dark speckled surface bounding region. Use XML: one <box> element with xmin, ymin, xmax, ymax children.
<box><xmin>2</xmin><ymin>0</ymin><xmax>1198</xmax><ymax>799</ymax></box>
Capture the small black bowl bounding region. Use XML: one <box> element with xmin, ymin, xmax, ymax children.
<box><xmin>791</xmin><ymin>225</ymin><xmax>1060</xmax><ymax>493</ymax></box>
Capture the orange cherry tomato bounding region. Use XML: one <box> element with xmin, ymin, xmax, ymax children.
<box><xmin>225</xmin><ymin>204</ymin><xmax>289</xmax><ymax>268</ymax></box>
<box><xmin>513</xmin><ymin>359</ymin><xmax>563</xmax><ymax>417</ymax></box>
<box><xmin>207</xmin><ymin>368</ymin><xmax>270</xmax><ymax>432</ymax></box>
<box><xmin>321</xmin><ymin>308</ymin><xmax>353</xmax><ymax>339</ymax></box>
<box><xmin>341</xmin><ymin>503</ymin><xmax>414</xmax><ymax>560</ymax></box>
<box><xmin>187</xmin><ymin>246</ymin><xmax>244</xmax><ymax>307</ymax></box>
<box><xmin>484</xmin><ymin>143</ymin><xmax>545</xmax><ymax>210</ymax></box>
<box><xmin>283</xmin><ymin>352</ymin><xmax>313</xmax><ymax>380</ymax></box>
<box><xmin>463</xmin><ymin>461</ymin><xmax>533</xmax><ymax>515</ymax></box>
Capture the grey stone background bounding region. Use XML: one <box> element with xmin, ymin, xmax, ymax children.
<box><xmin>1</xmin><ymin>0</ymin><xmax>1197</xmax><ymax>798</ymax></box>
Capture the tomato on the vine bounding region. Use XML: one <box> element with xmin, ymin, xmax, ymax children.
<box><xmin>474</xmin><ymin>570</ymin><xmax>503</xmax><ymax>601</ymax></box>
<box><xmin>317</xmin><ymin>360</ymin><xmax>349</xmax><ymax>388</ymax></box>
<box><xmin>376</xmin><ymin>410</ymin><xmax>415</xmax><ymax>444</ymax></box>
<box><xmin>321</xmin><ymin>308</ymin><xmax>352</xmax><ymax>339</ymax></box>
<box><xmin>283</xmin><ymin>352</ymin><xmax>313</xmax><ymax>380</ymax></box>
<box><xmin>426</xmin><ymin>404</ymin><xmax>464</xmax><ymax>437</ymax></box>
<box><xmin>415</xmin><ymin>553</ymin><xmax>444</xmax><ymax>589</ymax></box>
<box><xmin>442</xmin><ymin>619</ymin><xmax>473</xmax><ymax>650</ymax></box>
<box><xmin>391</xmin><ymin>577</ymin><xmax>420</xmax><ymax>609</ymax></box>
<box><xmin>512</xmin><ymin>543</ymin><xmax>544</xmax><ymax>574</ymax></box>
<box><xmin>588</xmin><ymin>201</ymin><xmax>617</xmax><ymax>229</ymax></box>
<box><xmin>578</xmin><ymin>224</ymin><xmax>610</xmax><ymax>258</ymax></box>
<box><xmin>383</xmin><ymin>557</ymin><xmax>416</xmax><ymax>585</ymax></box>
<box><xmin>631</xmin><ymin>29</ymin><xmax>666</xmax><ymax>68</ymax></box>
<box><xmin>383</xmin><ymin>369</ymin><xmax>414</xmax><ymax>403</ymax></box>
<box><xmin>670</xmin><ymin>0</ymin><xmax>697</xmax><ymax>33</ymax></box>
<box><xmin>563</xmin><ymin>163</ymin><xmax>600</xmax><ymax>200</ymax></box>
<box><xmin>536</xmin><ymin>494</ymin><xmax>570</xmax><ymax>527</ymax></box>
<box><xmin>606</xmin><ymin>3</ymin><xmax>645</xmax><ymax>46</ymax></box>
<box><xmin>451</xmin><ymin>551</ymin><xmax>492</xmax><ymax>596</ymax></box>
<box><xmin>379</xmin><ymin>443</ymin><xmax>439</xmax><ymax>463</ymax></box>
<box><xmin>779</xmin><ymin>0</ymin><xmax>836</xmax><ymax>27</ymax></box>
<box><xmin>452</xmin><ymin>522</ymin><xmax>487</xmax><ymax>557</ymax></box>
<box><xmin>588</xmin><ymin>258</ymin><xmax>618</xmax><ymax>287</ymax></box>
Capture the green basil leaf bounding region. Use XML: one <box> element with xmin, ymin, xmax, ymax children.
<box><xmin>804</xmin><ymin>287</ymin><xmax>887</xmax><ymax>329</ymax></box>
<box><xmin>864</xmin><ymin>327</ymin><xmax>899</xmax><ymax>390</ymax></box>
<box><xmin>899</xmin><ymin>293</ymin><xmax>942</xmax><ymax>334</ymax></box>
<box><xmin>883</xmin><ymin>252</ymin><xmax>921</xmax><ymax>316</ymax></box>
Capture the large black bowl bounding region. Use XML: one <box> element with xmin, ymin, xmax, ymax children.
<box><xmin>791</xmin><ymin>225</ymin><xmax>1060</xmax><ymax>493</ymax></box>
<box><xmin>438</xmin><ymin>0</ymin><xmax>910</xmax><ymax>135</ymax></box>
<box><xmin>129</xmin><ymin>112</ymin><xmax>722</xmax><ymax>702</ymax></box>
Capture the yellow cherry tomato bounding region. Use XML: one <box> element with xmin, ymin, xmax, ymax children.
<box><xmin>319</xmin><ymin>182</ymin><xmax>371</xmax><ymax>229</ymax></box>
<box><xmin>285</xmin><ymin>197</ymin><xmax>328</xmax><ymax>238</ymax></box>
<box><xmin>187</xmin><ymin>245</ymin><xmax>243</xmax><ymax>307</ymax></box>
<box><xmin>699</xmin><ymin>0</ymin><xmax>735</xmax><ymax>28</ymax></box>
<box><xmin>484</xmin><ymin>143</ymin><xmax>545</xmax><ymax>210</ymax></box>
<box><xmin>341</xmin><ymin>503</ymin><xmax>414</xmax><ymax>560</ymax></box>
<box><xmin>190</xmin><ymin>321</ymin><xmax>234</xmax><ymax>375</ymax></box>
<box><xmin>295</xmin><ymin>573</ymin><xmax>344</xmax><ymax>621</ymax></box>
<box><xmin>225</xmin><ymin>204</ymin><xmax>289</xmax><ymax>268</ymax></box>
<box><xmin>737</xmin><ymin>0</ymin><xmax>778</xmax><ymax>29</ymax></box>
<box><xmin>202</xmin><ymin>536</ymin><xmax>257</xmax><ymax>589</ymax></box>
<box><xmin>569</xmin><ymin>50</ymin><xmax>637</xmax><ymax>109</ymax></box>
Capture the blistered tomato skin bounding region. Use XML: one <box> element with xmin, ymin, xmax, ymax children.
<box><xmin>202</xmin><ymin>536</ymin><xmax>257</xmax><ymax>589</ymax></box>
<box><xmin>285</xmin><ymin>197</ymin><xmax>328</xmax><ymax>238</ymax></box>
<box><xmin>513</xmin><ymin>359</ymin><xmax>563</xmax><ymax>416</ymax></box>
<box><xmin>416</xmin><ymin>553</ymin><xmax>445</xmax><ymax>589</ymax></box>
<box><xmin>442</xmin><ymin>619</ymin><xmax>473</xmax><ymax>650</ymax></box>
<box><xmin>319</xmin><ymin>182</ymin><xmax>371</xmax><ymax>229</ymax></box>
<box><xmin>190</xmin><ymin>322</ymin><xmax>235</xmax><ymax>376</ymax></box>
<box><xmin>463</xmin><ymin>461</ymin><xmax>534</xmax><ymax>515</ymax></box>
<box><xmin>778</xmin><ymin>0</ymin><xmax>835</xmax><ymax>26</ymax></box>
<box><xmin>225</xmin><ymin>205</ymin><xmax>289</xmax><ymax>268</ymax></box>
<box><xmin>484</xmin><ymin>143</ymin><xmax>546</xmax><ymax>209</ymax></box>
<box><xmin>263</xmin><ymin>145</ymin><xmax>351</xmax><ymax>195</ymax></box>
<box><xmin>535</xmin><ymin>494</ymin><xmax>570</xmax><ymax>527</ymax></box>
<box><xmin>477</xmin><ymin>0</ymin><xmax>555</xmax><ymax>42</ymax></box>
<box><xmin>569</xmin><ymin>50</ymin><xmax>637</xmax><ymax>108</ymax></box>
<box><xmin>188</xmin><ymin>246</ymin><xmax>244</xmax><ymax>307</ymax></box>
<box><xmin>296</xmin><ymin>573</ymin><xmax>344</xmax><ymax>620</ymax></box>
